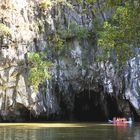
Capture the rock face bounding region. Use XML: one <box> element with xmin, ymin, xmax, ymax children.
<box><xmin>0</xmin><ymin>0</ymin><xmax>140</xmax><ymax>121</ymax></box>
<box><xmin>0</xmin><ymin>0</ymin><xmax>44</xmax><ymax>121</ymax></box>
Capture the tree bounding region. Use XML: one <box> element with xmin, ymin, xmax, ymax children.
<box><xmin>96</xmin><ymin>0</ymin><xmax>140</xmax><ymax>64</ymax></box>
<box><xmin>28</xmin><ymin>52</ymin><xmax>52</xmax><ymax>90</ymax></box>
<box><xmin>80</xmin><ymin>0</ymin><xmax>140</xmax><ymax>64</ymax></box>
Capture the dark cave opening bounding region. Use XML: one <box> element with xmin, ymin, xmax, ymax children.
<box><xmin>106</xmin><ymin>94</ymin><xmax>122</xmax><ymax>119</ymax></box>
<box><xmin>74</xmin><ymin>90</ymin><xmax>107</xmax><ymax>121</ymax></box>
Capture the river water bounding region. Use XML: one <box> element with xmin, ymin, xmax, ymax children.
<box><xmin>0</xmin><ymin>123</ymin><xmax>139</xmax><ymax>140</ymax></box>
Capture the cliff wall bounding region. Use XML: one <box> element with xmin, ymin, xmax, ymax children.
<box><xmin>0</xmin><ymin>0</ymin><xmax>140</xmax><ymax>121</ymax></box>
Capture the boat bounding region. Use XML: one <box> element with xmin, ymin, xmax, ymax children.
<box><xmin>108</xmin><ymin>120</ymin><xmax>132</xmax><ymax>124</ymax></box>
<box><xmin>108</xmin><ymin>117</ymin><xmax>132</xmax><ymax>124</ymax></box>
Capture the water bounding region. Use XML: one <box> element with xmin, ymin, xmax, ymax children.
<box><xmin>0</xmin><ymin>123</ymin><xmax>140</xmax><ymax>140</ymax></box>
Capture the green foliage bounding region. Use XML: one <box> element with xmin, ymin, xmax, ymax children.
<box><xmin>92</xmin><ymin>16</ymin><xmax>103</xmax><ymax>34</ymax></box>
<box><xmin>39</xmin><ymin>0</ymin><xmax>73</xmax><ymax>10</ymax></box>
<box><xmin>55</xmin><ymin>0</ymin><xmax>73</xmax><ymax>9</ymax></box>
<box><xmin>95</xmin><ymin>0</ymin><xmax>140</xmax><ymax>64</ymax></box>
<box><xmin>39</xmin><ymin>0</ymin><xmax>52</xmax><ymax>9</ymax></box>
<box><xmin>28</xmin><ymin>52</ymin><xmax>52</xmax><ymax>90</ymax></box>
<box><xmin>58</xmin><ymin>23</ymin><xmax>90</xmax><ymax>40</ymax></box>
<box><xmin>0</xmin><ymin>23</ymin><xmax>12</xmax><ymax>37</ymax></box>
<box><xmin>76</xmin><ymin>0</ymin><xmax>82</xmax><ymax>4</ymax></box>
<box><xmin>76</xmin><ymin>25</ymin><xmax>90</xmax><ymax>39</ymax></box>
<box><xmin>48</xmin><ymin>34</ymin><xmax>65</xmax><ymax>53</ymax></box>
<box><xmin>86</xmin><ymin>0</ymin><xmax>96</xmax><ymax>5</ymax></box>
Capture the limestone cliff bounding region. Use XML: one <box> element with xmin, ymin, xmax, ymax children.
<box><xmin>0</xmin><ymin>0</ymin><xmax>140</xmax><ymax>121</ymax></box>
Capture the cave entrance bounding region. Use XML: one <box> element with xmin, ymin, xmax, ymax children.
<box><xmin>106</xmin><ymin>94</ymin><xmax>122</xmax><ymax>119</ymax></box>
<box><xmin>74</xmin><ymin>90</ymin><xmax>106</xmax><ymax>121</ymax></box>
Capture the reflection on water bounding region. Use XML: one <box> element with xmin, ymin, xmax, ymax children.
<box><xmin>0</xmin><ymin>123</ymin><xmax>140</xmax><ymax>140</ymax></box>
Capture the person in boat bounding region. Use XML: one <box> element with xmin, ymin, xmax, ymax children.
<box><xmin>128</xmin><ymin>117</ymin><xmax>132</xmax><ymax>122</ymax></box>
<box><xmin>109</xmin><ymin>116</ymin><xmax>132</xmax><ymax>123</ymax></box>
<box><xmin>113</xmin><ymin>117</ymin><xmax>116</xmax><ymax>122</ymax></box>
<box><xmin>115</xmin><ymin>117</ymin><xmax>127</xmax><ymax>122</ymax></box>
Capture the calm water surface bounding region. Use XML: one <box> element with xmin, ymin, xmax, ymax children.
<box><xmin>0</xmin><ymin>123</ymin><xmax>140</xmax><ymax>140</ymax></box>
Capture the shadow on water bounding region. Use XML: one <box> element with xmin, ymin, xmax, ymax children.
<box><xmin>0</xmin><ymin>123</ymin><xmax>140</xmax><ymax>140</ymax></box>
